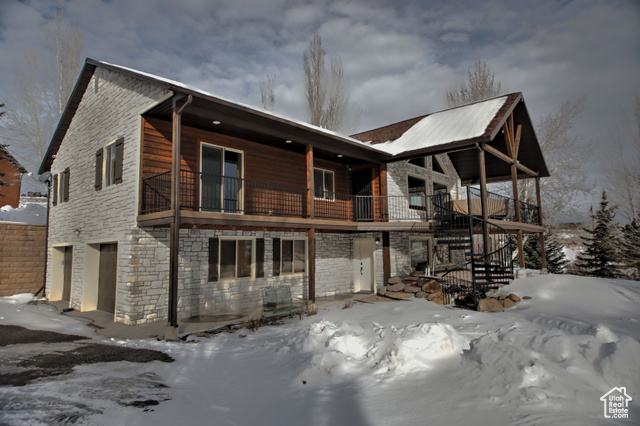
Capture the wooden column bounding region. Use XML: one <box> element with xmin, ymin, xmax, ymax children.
<box><xmin>306</xmin><ymin>144</ymin><xmax>314</xmax><ymax>219</ymax></box>
<box><xmin>535</xmin><ymin>177</ymin><xmax>547</xmax><ymax>270</ymax></box>
<box><xmin>478</xmin><ymin>144</ymin><xmax>490</xmax><ymax>260</ymax></box>
<box><xmin>308</xmin><ymin>228</ymin><xmax>315</xmax><ymax>302</ymax></box>
<box><xmin>380</xmin><ymin>163</ymin><xmax>388</xmax><ymax>220</ymax></box>
<box><xmin>382</xmin><ymin>231</ymin><xmax>390</xmax><ymax>287</ymax></box>
<box><xmin>511</xmin><ymin>164</ymin><xmax>525</xmax><ymax>268</ymax></box>
<box><xmin>169</xmin><ymin>95</ymin><xmax>191</xmax><ymax>330</ymax></box>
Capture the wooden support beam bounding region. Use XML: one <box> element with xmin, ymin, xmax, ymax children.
<box><xmin>308</xmin><ymin>228</ymin><xmax>316</xmax><ymax>302</ymax></box>
<box><xmin>478</xmin><ymin>145</ymin><xmax>490</xmax><ymax>261</ymax></box>
<box><xmin>511</xmin><ymin>163</ymin><xmax>525</xmax><ymax>268</ymax></box>
<box><xmin>380</xmin><ymin>163</ymin><xmax>388</xmax><ymax>220</ymax></box>
<box><xmin>382</xmin><ymin>231</ymin><xmax>390</xmax><ymax>287</ymax></box>
<box><xmin>484</xmin><ymin>145</ymin><xmax>538</xmax><ymax>177</ymax></box>
<box><xmin>306</xmin><ymin>144</ymin><xmax>314</xmax><ymax>219</ymax></box>
<box><xmin>514</xmin><ymin>124</ymin><xmax>522</xmax><ymax>160</ymax></box>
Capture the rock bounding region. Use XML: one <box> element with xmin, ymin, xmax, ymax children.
<box><xmin>415</xmin><ymin>291</ymin><xmax>427</xmax><ymax>298</ymax></box>
<box><xmin>501</xmin><ymin>298</ymin><xmax>517</xmax><ymax>309</ymax></box>
<box><xmin>417</xmin><ymin>278</ymin><xmax>427</xmax><ymax>287</ymax></box>
<box><xmin>387</xmin><ymin>277</ymin><xmax>403</xmax><ymax>285</ymax></box>
<box><xmin>430</xmin><ymin>295</ymin><xmax>445</xmax><ymax>305</ymax></box>
<box><xmin>386</xmin><ymin>282</ymin><xmax>405</xmax><ymax>292</ymax></box>
<box><xmin>498</xmin><ymin>295</ymin><xmax>507</xmax><ymax>301</ymax></box>
<box><xmin>403</xmin><ymin>276</ymin><xmax>420</xmax><ymax>282</ymax></box>
<box><xmin>421</xmin><ymin>280</ymin><xmax>442</xmax><ymax>294</ymax></box>
<box><xmin>427</xmin><ymin>292</ymin><xmax>442</xmax><ymax>301</ymax></box>
<box><xmin>523</xmin><ymin>296</ymin><xmax>532</xmax><ymax>300</ymax></box>
<box><xmin>455</xmin><ymin>293</ymin><xmax>474</xmax><ymax>307</ymax></box>
<box><xmin>410</xmin><ymin>271</ymin><xmax>424</xmax><ymax>277</ymax></box>
<box><xmin>478</xmin><ymin>298</ymin><xmax>504</xmax><ymax>312</ymax></box>
<box><xmin>508</xmin><ymin>293</ymin><xmax>521</xmax><ymax>303</ymax></box>
<box><xmin>377</xmin><ymin>286</ymin><xmax>387</xmax><ymax>296</ymax></box>
<box><xmin>403</xmin><ymin>285</ymin><xmax>421</xmax><ymax>293</ymax></box>
<box><xmin>385</xmin><ymin>291</ymin><xmax>415</xmax><ymax>299</ymax></box>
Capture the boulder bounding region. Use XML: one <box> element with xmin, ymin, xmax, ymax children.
<box><xmin>508</xmin><ymin>293</ymin><xmax>521</xmax><ymax>303</ymax></box>
<box><xmin>403</xmin><ymin>285</ymin><xmax>421</xmax><ymax>293</ymax></box>
<box><xmin>386</xmin><ymin>282</ymin><xmax>405</xmax><ymax>292</ymax></box>
<box><xmin>421</xmin><ymin>280</ymin><xmax>442</xmax><ymax>294</ymax></box>
<box><xmin>501</xmin><ymin>298</ymin><xmax>517</xmax><ymax>309</ymax></box>
<box><xmin>410</xmin><ymin>271</ymin><xmax>424</xmax><ymax>277</ymax></box>
<box><xmin>414</xmin><ymin>291</ymin><xmax>427</xmax><ymax>299</ymax></box>
<box><xmin>387</xmin><ymin>277</ymin><xmax>403</xmax><ymax>285</ymax></box>
<box><xmin>377</xmin><ymin>286</ymin><xmax>387</xmax><ymax>296</ymax></box>
<box><xmin>522</xmin><ymin>296</ymin><xmax>532</xmax><ymax>300</ymax></box>
<box><xmin>417</xmin><ymin>278</ymin><xmax>427</xmax><ymax>287</ymax></box>
<box><xmin>403</xmin><ymin>276</ymin><xmax>420</xmax><ymax>282</ymax></box>
<box><xmin>430</xmin><ymin>295</ymin><xmax>445</xmax><ymax>305</ymax></box>
<box><xmin>427</xmin><ymin>292</ymin><xmax>442</xmax><ymax>302</ymax></box>
<box><xmin>498</xmin><ymin>295</ymin><xmax>508</xmax><ymax>301</ymax></box>
<box><xmin>478</xmin><ymin>298</ymin><xmax>504</xmax><ymax>312</ymax></box>
<box><xmin>386</xmin><ymin>291</ymin><xmax>415</xmax><ymax>299</ymax></box>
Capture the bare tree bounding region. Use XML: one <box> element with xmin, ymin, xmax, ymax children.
<box><xmin>259</xmin><ymin>73</ymin><xmax>276</xmax><ymax>111</ymax></box>
<box><xmin>447</xmin><ymin>60</ymin><xmax>504</xmax><ymax>107</ymax></box>
<box><xmin>1</xmin><ymin>12</ymin><xmax>83</xmax><ymax>172</ymax></box>
<box><xmin>603</xmin><ymin>94</ymin><xmax>640</xmax><ymax>221</ymax></box>
<box><xmin>303</xmin><ymin>33</ymin><xmax>357</xmax><ymax>132</ymax></box>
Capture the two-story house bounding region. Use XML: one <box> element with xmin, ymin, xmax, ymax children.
<box><xmin>40</xmin><ymin>59</ymin><xmax>548</xmax><ymax>327</ymax></box>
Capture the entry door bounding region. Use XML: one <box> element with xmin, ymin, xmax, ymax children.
<box><xmin>353</xmin><ymin>169</ymin><xmax>373</xmax><ymax>221</ymax></box>
<box><xmin>354</xmin><ymin>238</ymin><xmax>375</xmax><ymax>293</ymax></box>
<box><xmin>98</xmin><ymin>244</ymin><xmax>117</xmax><ymax>313</ymax></box>
<box><xmin>62</xmin><ymin>246</ymin><xmax>73</xmax><ymax>301</ymax></box>
<box><xmin>201</xmin><ymin>144</ymin><xmax>243</xmax><ymax>213</ymax></box>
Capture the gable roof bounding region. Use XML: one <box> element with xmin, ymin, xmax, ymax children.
<box><xmin>351</xmin><ymin>93</ymin><xmax>550</xmax><ymax>183</ymax></box>
<box><xmin>0</xmin><ymin>145</ymin><xmax>28</xmax><ymax>174</ymax></box>
<box><xmin>40</xmin><ymin>58</ymin><xmax>549</xmax><ymax>184</ymax></box>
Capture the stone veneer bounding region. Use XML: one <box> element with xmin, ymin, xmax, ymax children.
<box><xmin>45</xmin><ymin>67</ymin><xmax>169</xmax><ymax>318</ymax></box>
<box><xmin>387</xmin><ymin>154</ymin><xmax>461</xmax><ymax>199</ymax></box>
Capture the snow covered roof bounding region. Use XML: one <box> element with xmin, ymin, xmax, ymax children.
<box><xmin>0</xmin><ymin>145</ymin><xmax>28</xmax><ymax>174</ymax></box>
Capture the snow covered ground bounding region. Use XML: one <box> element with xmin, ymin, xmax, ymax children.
<box><xmin>1</xmin><ymin>274</ymin><xmax>639</xmax><ymax>425</ymax></box>
<box><xmin>0</xmin><ymin>201</ymin><xmax>47</xmax><ymax>225</ymax></box>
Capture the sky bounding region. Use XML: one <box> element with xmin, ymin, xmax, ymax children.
<box><xmin>0</xmin><ymin>0</ymin><xmax>639</xmax><ymax>217</ymax></box>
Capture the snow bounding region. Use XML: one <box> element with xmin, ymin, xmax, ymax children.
<box><xmin>356</xmin><ymin>97</ymin><xmax>508</xmax><ymax>155</ymax></box>
<box><xmin>0</xmin><ymin>203</ymin><xmax>47</xmax><ymax>225</ymax></box>
<box><xmin>1</xmin><ymin>274</ymin><xmax>639</xmax><ymax>425</ymax></box>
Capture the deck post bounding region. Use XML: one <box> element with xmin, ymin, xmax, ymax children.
<box><xmin>535</xmin><ymin>177</ymin><xmax>547</xmax><ymax>271</ymax></box>
<box><xmin>308</xmin><ymin>227</ymin><xmax>316</xmax><ymax>302</ymax></box>
<box><xmin>382</xmin><ymin>231</ymin><xmax>390</xmax><ymax>287</ymax></box>
<box><xmin>306</xmin><ymin>144</ymin><xmax>314</xmax><ymax>219</ymax></box>
<box><xmin>477</xmin><ymin>144</ymin><xmax>490</xmax><ymax>261</ymax></box>
<box><xmin>380</xmin><ymin>164</ymin><xmax>388</xmax><ymax>220</ymax></box>
<box><xmin>511</xmin><ymin>164</ymin><xmax>525</xmax><ymax>268</ymax></box>
<box><xmin>168</xmin><ymin>94</ymin><xmax>191</xmax><ymax>335</ymax></box>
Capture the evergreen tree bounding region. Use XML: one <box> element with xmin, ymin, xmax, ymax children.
<box><xmin>576</xmin><ymin>191</ymin><xmax>622</xmax><ymax>278</ymax></box>
<box><xmin>621</xmin><ymin>215</ymin><xmax>640</xmax><ymax>279</ymax></box>
<box><xmin>523</xmin><ymin>233</ymin><xmax>569</xmax><ymax>273</ymax></box>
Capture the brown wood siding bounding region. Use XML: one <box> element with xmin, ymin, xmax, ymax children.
<box><xmin>141</xmin><ymin>117</ymin><xmax>356</xmax><ymax>219</ymax></box>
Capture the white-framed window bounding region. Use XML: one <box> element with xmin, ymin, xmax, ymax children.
<box><xmin>273</xmin><ymin>238</ymin><xmax>307</xmax><ymax>276</ymax></box>
<box><xmin>408</xmin><ymin>157</ymin><xmax>426</xmax><ymax>168</ymax></box>
<box><xmin>95</xmin><ymin>137</ymin><xmax>123</xmax><ymax>191</ymax></box>
<box><xmin>105</xmin><ymin>142</ymin><xmax>118</xmax><ymax>187</ymax></box>
<box><xmin>314</xmin><ymin>168</ymin><xmax>334</xmax><ymax>201</ymax></box>
<box><xmin>208</xmin><ymin>236</ymin><xmax>265</xmax><ymax>282</ymax></box>
<box><xmin>52</xmin><ymin>168</ymin><xmax>70</xmax><ymax>206</ymax></box>
<box><xmin>431</xmin><ymin>155</ymin><xmax>447</xmax><ymax>175</ymax></box>
<box><xmin>408</xmin><ymin>175</ymin><xmax>427</xmax><ymax>210</ymax></box>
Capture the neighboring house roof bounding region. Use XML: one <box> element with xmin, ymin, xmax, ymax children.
<box><xmin>40</xmin><ymin>58</ymin><xmax>549</xmax><ymax>184</ymax></box>
<box><xmin>0</xmin><ymin>145</ymin><xmax>28</xmax><ymax>174</ymax></box>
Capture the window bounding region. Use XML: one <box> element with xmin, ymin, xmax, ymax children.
<box><xmin>208</xmin><ymin>237</ymin><xmax>264</xmax><ymax>282</ymax></box>
<box><xmin>431</xmin><ymin>155</ymin><xmax>447</xmax><ymax>174</ymax></box>
<box><xmin>95</xmin><ymin>137</ymin><xmax>124</xmax><ymax>191</ymax></box>
<box><xmin>53</xmin><ymin>168</ymin><xmax>70</xmax><ymax>206</ymax></box>
<box><xmin>408</xmin><ymin>176</ymin><xmax>426</xmax><ymax>210</ymax></box>
<box><xmin>273</xmin><ymin>238</ymin><xmax>306</xmax><ymax>276</ymax></box>
<box><xmin>433</xmin><ymin>182</ymin><xmax>448</xmax><ymax>195</ymax></box>
<box><xmin>314</xmin><ymin>168</ymin><xmax>334</xmax><ymax>201</ymax></box>
<box><xmin>410</xmin><ymin>238</ymin><xmax>431</xmax><ymax>271</ymax></box>
<box><xmin>408</xmin><ymin>157</ymin><xmax>426</xmax><ymax>168</ymax></box>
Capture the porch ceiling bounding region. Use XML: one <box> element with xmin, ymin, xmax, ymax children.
<box><xmin>144</xmin><ymin>94</ymin><xmax>387</xmax><ymax>165</ymax></box>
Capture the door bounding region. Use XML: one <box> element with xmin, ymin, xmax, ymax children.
<box><xmin>354</xmin><ymin>238</ymin><xmax>375</xmax><ymax>293</ymax></box>
<box><xmin>62</xmin><ymin>246</ymin><xmax>73</xmax><ymax>301</ymax></box>
<box><xmin>98</xmin><ymin>243</ymin><xmax>117</xmax><ymax>313</ymax></box>
<box><xmin>353</xmin><ymin>169</ymin><xmax>373</xmax><ymax>221</ymax></box>
<box><xmin>201</xmin><ymin>144</ymin><xmax>243</xmax><ymax>213</ymax></box>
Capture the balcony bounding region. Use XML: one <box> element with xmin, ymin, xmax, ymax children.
<box><xmin>139</xmin><ymin>170</ymin><xmax>541</xmax><ymax>228</ymax></box>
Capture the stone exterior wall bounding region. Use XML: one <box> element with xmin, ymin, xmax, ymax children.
<box><xmin>45</xmin><ymin>67</ymin><xmax>169</xmax><ymax>315</ymax></box>
<box><xmin>0</xmin><ymin>223</ymin><xmax>46</xmax><ymax>296</ymax></box>
<box><xmin>387</xmin><ymin>154</ymin><xmax>461</xmax><ymax>200</ymax></box>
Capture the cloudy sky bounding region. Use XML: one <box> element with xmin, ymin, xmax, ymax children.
<box><xmin>1</xmin><ymin>0</ymin><xmax>639</xmax><ymax>214</ymax></box>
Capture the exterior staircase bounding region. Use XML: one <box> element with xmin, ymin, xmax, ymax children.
<box><xmin>432</xmin><ymin>192</ymin><xmax>514</xmax><ymax>309</ymax></box>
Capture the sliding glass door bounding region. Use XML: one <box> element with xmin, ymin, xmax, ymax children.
<box><xmin>201</xmin><ymin>144</ymin><xmax>243</xmax><ymax>213</ymax></box>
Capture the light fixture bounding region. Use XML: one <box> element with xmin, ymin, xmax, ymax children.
<box><xmin>285</xmin><ymin>140</ymin><xmax>292</xmax><ymax>144</ymax></box>
<box><xmin>375</xmin><ymin>237</ymin><xmax>381</xmax><ymax>245</ymax></box>
<box><xmin>337</xmin><ymin>154</ymin><xmax>343</xmax><ymax>158</ymax></box>
<box><xmin>212</xmin><ymin>120</ymin><xmax>221</xmax><ymax>125</ymax></box>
